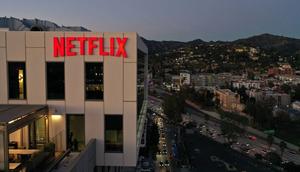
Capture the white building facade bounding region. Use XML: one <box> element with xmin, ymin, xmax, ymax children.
<box><xmin>0</xmin><ymin>31</ymin><xmax>148</xmax><ymax>170</ymax></box>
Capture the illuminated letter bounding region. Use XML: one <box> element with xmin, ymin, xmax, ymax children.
<box><xmin>77</xmin><ymin>37</ymin><xmax>87</xmax><ymax>55</ymax></box>
<box><xmin>53</xmin><ymin>37</ymin><xmax>65</xmax><ymax>57</ymax></box>
<box><xmin>66</xmin><ymin>37</ymin><xmax>76</xmax><ymax>56</ymax></box>
<box><xmin>99</xmin><ymin>37</ymin><xmax>109</xmax><ymax>56</ymax></box>
<box><xmin>110</xmin><ymin>37</ymin><xmax>115</xmax><ymax>56</ymax></box>
<box><xmin>88</xmin><ymin>37</ymin><xmax>98</xmax><ymax>55</ymax></box>
<box><xmin>116</xmin><ymin>37</ymin><xmax>128</xmax><ymax>58</ymax></box>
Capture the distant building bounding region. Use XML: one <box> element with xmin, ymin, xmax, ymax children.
<box><xmin>288</xmin><ymin>109</ymin><xmax>300</xmax><ymax>121</ymax></box>
<box><xmin>277</xmin><ymin>75</ymin><xmax>300</xmax><ymax>85</ymax></box>
<box><xmin>273</xmin><ymin>107</ymin><xmax>300</xmax><ymax>121</ymax></box>
<box><xmin>268</xmin><ymin>64</ymin><xmax>294</xmax><ymax>77</ymax></box>
<box><xmin>215</xmin><ymin>89</ymin><xmax>244</xmax><ymax>112</ymax></box>
<box><xmin>216</xmin><ymin>73</ymin><xmax>232</xmax><ymax>87</ymax></box>
<box><xmin>180</xmin><ymin>72</ymin><xmax>191</xmax><ymax>85</ymax></box>
<box><xmin>170</xmin><ymin>72</ymin><xmax>191</xmax><ymax>91</ymax></box>
<box><xmin>249</xmin><ymin>90</ymin><xmax>291</xmax><ymax>106</ymax></box>
<box><xmin>191</xmin><ymin>73</ymin><xmax>231</xmax><ymax>88</ymax></box>
<box><xmin>232</xmin><ymin>80</ymin><xmax>263</xmax><ymax>89</ymax></box>
<box><xmin>171</xmin><ymin>75</ymin><xmax>181</xmax><ymax>91</ymax></box>
<box><xmin>292</xmin><ymin>101</ymin><xmax>300</xmax><ymax>111</ymax></box>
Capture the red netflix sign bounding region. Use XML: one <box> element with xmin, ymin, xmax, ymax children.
<box><xmin>53</xmin><ymin>37</ymin><xmax>128</xmax><ymax>58</ymax></box>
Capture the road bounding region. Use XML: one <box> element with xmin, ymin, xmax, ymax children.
<box><xmin>154</xmin><ymin>115</ymin><xmax>172</xmax><ymax>172</ymax></box>
<box><xmin>148</xmin><ymin>96</ymin><xmax>279</xmax><ymax>172</ymax></box>
<box><xmin>185</xmin><ymin>107</ymin><xmax>300</xmax><ymax>165</ymax></box>
<box><xmin>185</xmin><ymin>132</ymin><xmax>274</xmax><ymax>172</ymax></box>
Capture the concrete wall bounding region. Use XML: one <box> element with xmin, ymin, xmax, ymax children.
<box><xmin>0</xmin><ymin>31</ymin><xmax>147</xmax><ymax>167</ymax></box>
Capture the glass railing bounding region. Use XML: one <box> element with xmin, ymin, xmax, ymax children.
<box><xmin>137</xmin><ymin>100</ymin><xmax>148</xmax><ymax>151</ymax></box>
<box><xmin>50</xmin><ymin>130</ymin><xmax>65</xmax><ymax>152</ymax></box>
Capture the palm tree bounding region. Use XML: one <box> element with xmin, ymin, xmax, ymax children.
<box><xmin>279</xmin><ymin>141</ymin><xmax>287</xmax><ymax>158</ymax></box>
<box><xmin>204</xmin><ymin>113</ymin><xmax>209</xmax><ymax>135</ymax></box>
<box><xmin>267</xmin><ymin>134</ymin><xmax>274</xmax><ymax>150</ymax></box>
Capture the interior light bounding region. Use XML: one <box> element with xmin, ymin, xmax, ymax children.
<box><xmin>52</xmin><ymin>114</ymin><xmax>62</xmax><ymax>120</ymax></box>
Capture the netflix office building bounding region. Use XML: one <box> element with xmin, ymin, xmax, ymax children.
<box><xmin>0</xmin><ymin>31</ymin><xmax>148</xmax><ymax>172</ymax></box>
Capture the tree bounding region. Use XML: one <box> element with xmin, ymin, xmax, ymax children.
<box><xmin>268</xmin><ymin>81</ymin><xmax>275</xmax><ymax>88</ymax></box>
<box><xmin>245</xmin><ymin>99</ymin><xmax>275</xmax><ymax>129</ymax></box>
<box><xmin>281</xmin><ymin>84</ymin><xmax>292</xmax><ymax>94</ymax></box>
<box><xmin>220</xmin><ymin>121</ymin><xmax>242</xmax><ymax>144</ymax></box>
<box><xmin>204</xmin><ymin>113</ymin><xmax>209</xmax><ymax>124</ymax></box>
<box><xmin>162</xmin><ymin>94</ymin><xmax>183</xmax><ymax>123</ymax></box>
<box><xmin>294</xmin><ymin>84</ymin><xmax>300</xmax><ymax>101</ymax></box>
<box><xmin>283</xmin><ymin>162</ymin><xmax>300</xmax><ymax>172</ymax></box>
<box><xmin>265</xmin><ymin>152</ymin><xmax>282</xmax><ymax>166</ymax></box>
<box><xmin>279</xmin><ymin>141</ymin><xmax>287</xmax><ymax>158</ymax></box>
<box><xmin>237</xmin><ymin>86</ymin><xmax>249</xmax><ymax>103</ymax></box>
<box><xmin>247</xmin><ymin>71</ymin><xmax>255</xmax><ymax>80</ymax></box>
<box><xmin>147</xmin><ymin>122</ymin><xmax>160</xmax><ymax>159</ymax></box>
<box><xmin>267</xmin><ymin>134</ymin><xmax>274</xmax><ymax>150</ymax></box>
<box><xmin>255</xmin><ymin>153</ymin><xmax>263</xmax><ymax>160</ymax></box>
<box><xmin>274</xmin><ymin>110</ymin><xmax>290</xmax><ymax>129</ymax></box>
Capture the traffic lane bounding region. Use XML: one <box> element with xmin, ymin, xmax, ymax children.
<box><xmin>151</xmin><ymin>96</ymin><xmax>299</xmax><ymax>167</ymax></box>
<box><xmin>163</xmin><ymin>123</ymin><xmax>174</xmax><ymax>172</ymax></box>
<box><xmin>187</xmin><ymin>108</ymin><xmax>300</xmax><ymax>164</ymax></box>
<box><xmin>158</xmin><ymin>118</ymin><xmax>172</xmax><ymax>172</ymax></box>
<box><xmin>166</xmin><ymin>124</ymin><xmax>178</xmax><ymax>171</ymax></box>
<box><xmin>185</xmin><ymin>133</ymin><xmax>274</xmax><ymax>172</ymax></box>
<box><xmin>155</xmin><ymin>115</ymin><xmax>171</xmax><ymax>172</ymax></box>
<box><xmin>237</xmin><ymin>133</ymin><xmax>300</xmax><ymax>164</ymax></box>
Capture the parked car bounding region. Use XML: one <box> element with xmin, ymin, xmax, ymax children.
<box><xmin>162</xmin><ymin>149</ymin><xmax>168</xmax><ymax>155</ymax></box>
<box><xmin>164</xmin><ymin>160</ymin><xmax>170</xmax><ymax>166</ymax></box>
<box><xmin>159</xmin><ymin>161</ymin><xmax>164</xmax><ymax>167</ymax></box>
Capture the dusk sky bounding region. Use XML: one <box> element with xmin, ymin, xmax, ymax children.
<box><xmin>1</xmin><ymin>0</ymin><xmax>300</xmax><ymax>41</ymax></box>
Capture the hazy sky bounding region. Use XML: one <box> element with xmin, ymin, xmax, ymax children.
<box><xmin>1</xmin><ymin>0</ymin><xmax>299</xmax><ymax>41</ymax></box>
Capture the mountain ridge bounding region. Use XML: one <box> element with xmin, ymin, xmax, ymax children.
<box><xmin>144</xmin><ymin>33</ymin><xmax>300</xmax><ymax>75</ymax></box>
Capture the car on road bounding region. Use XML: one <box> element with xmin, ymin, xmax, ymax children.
<box><xmin>225</xmin><ymin>164</ymin><xmax>237</xmax><ymax>171</ymax></box>
<box><xmin>194</xmin><ymin>148</ymin><xmax>200</xmax><ymax>152</ymax></box>
<box><xmin>210</xmin><ymin>155</ymin><xmax>219</xmax><ymax>162</ymax></box>
<box><xmin>162</xmin><ymin>149</ymin><xmax>168</xmax><ymax>155</ymax></box>
<box><xmin>141</xmin><ymin>161</ymin><xmax>153</xmax><ymax>172</ymax></box>
<box><xmin>248</xmin><ymin>135</ymin><xmax>257</xmax><ymax>141</ymax></box>
<box><xmin>159</xmin><ymin>161</ymin><xmax>164</xmax><ymax>167</ymax></box>
<box><xmin>289</xmin><ymin>150</ymin><xmax>296</xmax><ymax>154</ymax></box>
<box><xmin>164</xmin><ymin>160</ymin><xmax>170</xmax><ymax>167</ymax></box>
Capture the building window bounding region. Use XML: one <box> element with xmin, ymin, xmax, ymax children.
<box><xmin>8</xmin><ymin>62</ymin><xmax>26</xmax><ymax>99</ymax></box>
<box><xmin>105</xmin><ymin>115</ymin><xmax>123</xmax><ymax>153</ymax></box>
<box><xmin>66</xmin><ymin>114</ymin><xmax>85</xmax><ymax>151</ymax></box>
<box><xmin>47</xmin><ymin>62</ymin><xmax>65</xmax><ymax>99</ymax></box>
<box><xmin>85</xmin><ymin>62</ymin><xmax>103</xmax><ymax>100</ymax></box>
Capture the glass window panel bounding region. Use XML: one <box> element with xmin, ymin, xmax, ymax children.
<box><xmin>8</xmin><ymin>62</ymin><xmax>26</xmax><ymax>99</ymax></box>
<box><xmin>47</xmin><ymin>62</ymin><xmax>65</xmax><ymax>99</ymax></box>
<box><xmin>105</xmin><ymin>115</ymin><xmax>123</xmax><ymax>153</ymax></box>
<box><xmin>85</xmin><ymin>63</ymin><xmax>103</xmax><ymax>100</ymax></box>
<box><xmin>66</xmin><ymin>114</ymin><xmax>85</xmax><ymax>152</ymax></box>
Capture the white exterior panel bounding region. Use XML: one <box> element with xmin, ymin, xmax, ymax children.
<box><xmin>123</xmin><ymin>101</ymin><xmax>137</xmax><ymax>166</ymax></box>
<box><xmin>26</xmin><ymin>48</ymin><xmax>46</xmax><ymax>104</ymax></box>
<box><xmin>0</xmin><ymin>48</ymin><xmax>7</xmax><ymax>104</ymax></box>
<box><xmin>104</xmin><ymin>56</ymin><xmax>123</xmax><ymax>114</ymax></box>
<box><xmin>85</xmin><ymin>101</ymin><xmax>105</xmax><ymax>166</ymax></box>
<box><xmin>65</xmin><ymin>51</ymin><xmax>84</xmax><ymax>113</ymax></box>
<box><xmin>6</xmin><ymin>32</ymin><xmax>26</xmax><ymax>61</ymax></box>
